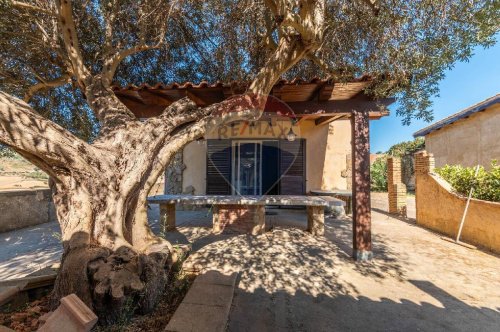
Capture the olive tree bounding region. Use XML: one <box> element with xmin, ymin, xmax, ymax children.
<box><xmin>0</xmin><ymin>0</ymin><xmax>497</xmax><ymax>321</ymax></box>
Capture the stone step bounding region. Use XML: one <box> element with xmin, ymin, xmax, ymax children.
<box><xmin>165</xmin><ymin>270</ymin><xmax>238</xmax><ymax>332</ymax></box>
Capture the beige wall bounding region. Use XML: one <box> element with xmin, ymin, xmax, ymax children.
<box><xmin>180</xmin><ymin>119</ymin><xmax>353</xmax><ymax>194</ymax></box>
<box><xmin>415</xmin><ymin>151</ymin><xmax>500</xmax><ymax>254</ymax></box>
<box><xmin>416</xmin><ymin>169</ymin><xmax>500</xmax><ymax>254</ymax></box>
<box><xmin>321</xmin><ymin>120</ymin><xmax>351</xmax><ymax>191</ymax></box>
<box><xmin>425</xmin><ymin>104</ymin><xmax>500</xmax><ymax>168</ymax></box>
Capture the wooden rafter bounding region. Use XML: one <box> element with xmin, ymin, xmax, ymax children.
<box><xmin>314</xmin><ymin>114</ymin><xmax>345</xmax><ymax>126</ymax></box>
<box><xmin>186</xmin><ymin>90</ymin><xmax>209</xmax><ymax>106</ymax></box>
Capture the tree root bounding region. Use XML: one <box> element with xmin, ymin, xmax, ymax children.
<box><xmin>52</xmin><ymin>242</ymin><xmax>173</xmax><ymax>325</ymax></box>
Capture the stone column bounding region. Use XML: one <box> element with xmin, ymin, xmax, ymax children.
<box><xmin>160</xmin><ymin>203</ymin><xmax>176</xmax><ymax>233</ymax></box>
<box><xmin>351</xmin><ymin>109</ymin><xmax>372</xmax><ymax>261</ymax></box>
<box><xmin>387</xmin><ymin>157</ymin><xmax>407</xmax><ymax>216</ymax></box>
<box><xmin>307</xmin><ymin>205</ymin><xmax>325</xmax><ymax>236</ymax></box>
<box><xmin>212</xmin><ymin>205</ymin><xmax>221</xmax><ymax>233</ymax></box>
<box><xmin>164</xmin><ymin>151</ymin><xmax>185</xmax><ymax>194</ymax></box>
<box><xmin>251</xmin><ymin>205</ymin><xmax>266</xmax><ymax>236</ymax></box>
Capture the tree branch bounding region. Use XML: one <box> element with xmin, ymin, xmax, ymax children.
<box><xmin>55</xmin><ymin>0</ymin><xmax>92</xmax><ymax>89</ymax></box>
<box><xmin>102</xmin><ymin>43</ymin><xmax>163</xmax><ymax>82</ymax></box>
<box><xmin>250</xmin><ymin>0</ymin><xmax>326</xmax><ymax>95</ymax></box>
<box><xmin>23</xmin><ymin>74</ymin><xmax>71</xmax><ymax>102</ymax></box>
<box><xmin>0</xmin><ymin>91</ymin><xmax>100</xmax><ymax>180</ymax></box>
<box><xmin>10</xmin><ymin>1</ymin><xmax>55</xmax><ymax>16</ymax></box>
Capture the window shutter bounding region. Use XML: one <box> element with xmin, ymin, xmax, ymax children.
<box><xmin>206</xmin><ymin>139</ymin><xmax>232</xmax><ymax>195</ymax></box>
<box><xmin>279</xmin><ymin>139</ymin><xmax>305</xmax><ymax>195</ymax></box>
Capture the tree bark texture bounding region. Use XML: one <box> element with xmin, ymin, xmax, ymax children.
<box><xmin>0</xmin><ymin>0</ymin><xmax>327</xmax><ymax>323</ymax></box>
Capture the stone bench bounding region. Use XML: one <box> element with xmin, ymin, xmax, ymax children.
<box><xmin>147</xmin><ymin>195</ymin><xmax>345</xmax><ymax>236</ymax></box>
<box><xmin>310</xmin><ymin>189</ymin><xmax>353</xmax><ymax>215</ymax></box>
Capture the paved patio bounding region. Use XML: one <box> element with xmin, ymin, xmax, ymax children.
<box><xmin>0</xmin><ymin>197</ymin><xmax>499</xmax><ymax>331</ymax></box>
<box><xmin>162</xmin><ymin>204</ymin><xmax>500</xmax><ymax>331</ymax></box>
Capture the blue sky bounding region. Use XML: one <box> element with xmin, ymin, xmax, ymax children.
<box><xmin>370</xmin><ymin>42</ymin><xmax>500</xmax><ymax>153</ymax></box>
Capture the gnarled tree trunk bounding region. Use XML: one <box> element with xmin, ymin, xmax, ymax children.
<box><xmin>0</xmin><ymin>0</ymin><xmax>327</xmax><ymax>323</ymax></box>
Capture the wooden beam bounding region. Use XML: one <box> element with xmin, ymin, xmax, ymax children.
<box><xmin>114</xmin><ymin>91</ymin><xmax>146</xmax><ymax>104</ymax></box>
<box><xmin>351</xmin><ymin>109</ymin><xmax>372</xmax><ymax>261</ymax></box>
<box><xmin>141</xmin><ymin>89</ymin><xmax>177</xmax><ymax>103</ymax></box>
<box><xmin>314</xmin><ymin>114</ymin><xmax>345</xmax><ymax>126</ymax></box>
<box><xmin>308</xmin><ymin>81</ymin><xmax>329</xmax><ymax>101</ymax></box>
<box><xmin>286</xmin><ymin>98</ymin><xmax>395</xmax><ymax>115</ymax></box>
<box><xmin>137</xmin><ymin>90</ymin><xmax>173</xmax><ymax>107</ymax></box>
<box><xmin>186</xmin><ymin>89</ymin><xmax>209</xmax><ymax>106</ymax></box>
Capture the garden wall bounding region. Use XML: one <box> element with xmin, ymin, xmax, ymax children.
<box><xmin>0</xmin><ymin>189</ymin><xmax>56</xmax><ymax>233</ymax></box>
<box><xmin>415</xmin><ymin>151</ymin><xmax>500</xmax><ymax>254</ymax></box>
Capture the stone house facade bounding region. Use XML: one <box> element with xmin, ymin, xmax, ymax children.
<box><xmin>413</xmin><ymin>94</ymin><xmax>500</xmax><ymax>168</ymax></box>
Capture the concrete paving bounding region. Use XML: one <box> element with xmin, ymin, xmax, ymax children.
<box><xmin>1</xmin><ymin>197</ymin><xmax>499</xmax><ymax>331</ymax></box>
<box><xmin>0</xmin><ymin>209</ymin><xmax>208</xmax><ymax>280</ymax></box>
<box><xmin>165</xmin><ymin>207</ymin><xmax>500</xmax><ymax>331</ymax></box>
<box><xmin>165</xmin><ymin>271</ymin><xmax>237</xmax><ymax>332</ymax></box>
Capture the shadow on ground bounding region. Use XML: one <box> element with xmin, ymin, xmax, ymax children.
<box><xmin>157</xmin><ymin>207</ymin><xmax>499</xmax><ymax>332</ymax></box>
<box><xmin>228</xmin><ymin>279</ymin><xmax>500</xmax><ymax>332</ymax></box>
<box><xmin>164</xmin><ymin>209</ymin><xmax>407</xmax><ymax>285</ymax></box>
<box><xmin>0</xmin><ymin>221</ymin><xmax>61</xmax><ymax>279</ymax></box>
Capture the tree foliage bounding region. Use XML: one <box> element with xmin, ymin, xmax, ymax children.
<box><xmin>1</xmin><ymin>0</ymin><xmax>498</xmax><ymax>136</ymax></box>
<box><xmin>387</xmin><ymin>137</ymin><xmax>425</xmax><ymax>157</ymax></box>
<box><xmin>371</xmin><ymin>156</ymin><xmax>388</xmax><ymax>192</ymax></box>
<box><xmin>371</xmin><ymin>137</ymin><xmax>425</xmax><ymax>191</ymax></box>
<box><xmin>0</xmin><ymin>0</ymin><xmax>498</xmax><ymax>318</ymax></box>
<box><xmin>436</xmin><ymin>161</ymin><xmax>500</xmax><ymax>202</ymax></box>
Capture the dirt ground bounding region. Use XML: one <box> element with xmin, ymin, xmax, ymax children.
<box><xmin>0</xmin><ymin>157</ymin><xmax>48</xmax><ymax>190</ymax></box>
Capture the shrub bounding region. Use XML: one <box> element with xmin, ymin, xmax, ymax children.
<box><xmin>436</xmin><ymin>161</ymin><xmax>500</xmax><ymax>202</ymax></box>
<box><xmin>371</xmin><ymin>156</ymin><xmax>388</xmax><ymax>192</ymax></box>
<box><xmin>0</xmin><ymin>145</ymin><xmax>19</xmax><ymax>159</ymax></box>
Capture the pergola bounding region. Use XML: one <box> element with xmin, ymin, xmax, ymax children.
<box><xmin>113</xmin><ymin>78</ymin><xmax>395</xmax><ymax>260</ymax></box>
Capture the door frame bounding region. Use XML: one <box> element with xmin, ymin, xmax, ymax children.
<box><xmin>231</xmin><ymin>140</ymin><xmax>264</xmax><ymax>195</ymax></box>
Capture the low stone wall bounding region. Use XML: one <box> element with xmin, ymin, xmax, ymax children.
<box><xmin>0</xmin><ymin>189</ymin><xmax>56</xmax><ymax>233</ymax></box>
<box><xmin>415</xmin><ymin>151</ymin><xmax>500</xmax><ymax>253</ymax></box>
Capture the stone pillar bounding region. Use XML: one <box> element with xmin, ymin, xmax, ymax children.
<box><xmin>164</xmin><ymin>151</ymin><xmax>185</xmax><ymax>194</ymax></box>
<box><xmin>351</xmin><ymin>109</ymin><xmax>372</xmax><ymax>261</ymax></box>
<box><xmin>252</xmin><ymin>205</ymin><xmax>266</xmax><ymax>236</ymax></box>
<box><xmin>307</xmin><ymin>205</ymin><xmax>325</xmax><ymax>236</ymax></box>
<box><xmin>212</xmin><ymin>205</ymin><xmax>221</xmax><ymax>233</ymax></box>
<box><xmin>387</xmin><ymin>157</ymin><xmax>407</xmax><ymax>216</ymax></box>
<box><xmin>160</xmin><ymin>203</ymin><xmax>176</xmax><ymax>232</ymax></box>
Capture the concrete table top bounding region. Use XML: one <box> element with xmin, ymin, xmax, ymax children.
<box><xmin>310</xmin><ymin>189</ymin><xmax>353</xmax><ymax>197</ymax></box>
<box><xmin>148</xmin><ymin>195</ymin><xmax>345</xmax><ymax>207</ymax></box>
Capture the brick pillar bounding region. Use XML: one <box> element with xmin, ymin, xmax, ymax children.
<box><xmin>387</xmin><ymin>157</ymin><xmax>407</xmax><ymax>216</ymax></box>
<box><xmin>351</xmin><ymin>109</ymin><xmax>372</xmax><ymax>261</ymax></box>
<box><xmin>415</xmin><ymin>151</ymin><xmax>435</xmax><ymax>175</ymax></box>
<box><xmin>415</xmin><ymin>151</ymin><xmax>435</xmax><ymax>224</ymax></box>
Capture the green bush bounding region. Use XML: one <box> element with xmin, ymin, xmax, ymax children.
<box><xmin>436</xmin><ymin>161</ymin><xmax>500</xmax><ymax>202</ymax></box>
<box><xmin>371</xmin><ymin>156</ymin><xmax>388</xmax><ymax>192</ymax></box>
<box><xmin>0</xmin><ymin>145</ymin><xmax>19</xmax><ymax>159</ymax></box>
